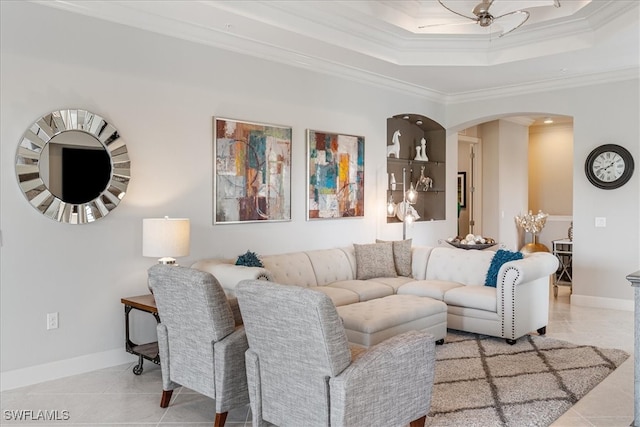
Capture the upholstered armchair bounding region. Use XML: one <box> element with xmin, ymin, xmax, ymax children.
<box><xmin>147</xmin><ymin>265</ymin><xmax>249</xmax><ymax>427</ymax></box>
<box><xmin>236</xmin><ymin>279</ymin><xmax>436</xmax><ymax>427</ymax></box>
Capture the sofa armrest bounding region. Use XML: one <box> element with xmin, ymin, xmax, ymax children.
<box><xmin>329</xmin><ymin>330</ymin><xmax>435</xmax><ymax>427</ymax></box>
<box><xmin>156</xmin><ymin>323</ymin><xmax>179</xmax><ymax>391</ymax></box>
<box><xmin>497</xmin><ymin>252</ymin><xmax>559</xmax><ymax>288</ymax></box>
<box><xmin>192</xmin><ymin>262</ymin><xmax>274</xmax><ymax>296</ymax></box>
<box><xmin>227</xmin><ymin>296</ymin><xmax>243</xmax><ymax>326</ymax></box>
<box><xmin>213</xmin><ymin>326</ymin><xmax>250</xmax><ymax>412</ymax></box>
<box><xmin>497</xmin><ymin>252</ymin><xmax>558</xmax><ymax>340</ymax></box>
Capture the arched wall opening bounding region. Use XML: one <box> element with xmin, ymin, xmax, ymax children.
<box><xmin>450</xmin><ymin>113</ymin><xmax>574</xmax><ymax>253</ymax></box>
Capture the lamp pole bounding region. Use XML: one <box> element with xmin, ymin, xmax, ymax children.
<box><xmin>402</xmin><ymin>167</ymin><xmax>407</xmax><ymax>240</ymax></box>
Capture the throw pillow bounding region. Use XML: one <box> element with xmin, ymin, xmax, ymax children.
<box><xmin>485</xmin><ymin>249</ymin><xmax>523</xmax><ymax>287</ymax></box>
<box><xmin>236</xmin><ymin>250</ymin><xmax>264</xmax><ymax>268</ymax></box>
<box><xmin>376</xmin><ymin>238</ymin><xmax>412</xmax><ymax>277</ymax></box>
<box><xmin>354</xmin><ymin>242</ymin><xmax>397</xmax><ymax>280</ymax></box>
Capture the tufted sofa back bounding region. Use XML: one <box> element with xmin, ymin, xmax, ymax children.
<box><xmin>193</xmin><ymin>245</ymin><xmax>497</xmax><ymax>290</ymax></box>
<box><xmin>425</xmin><ymin>247</ymin><xmax>494</xmax><ymax>286</ymax></box>
<box><xmin>262</xmin><ymin>248</ymin><xmax>355</xmax><ymax>287</ymax></box>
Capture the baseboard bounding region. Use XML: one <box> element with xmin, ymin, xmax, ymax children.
<box><xmin>0</xmin><ymin>348</ymin><xmax>137</xmax><ymax>391</ymax></box>
<box><xmin>570</xmin><ymin>294</ymin><xmax>634</xmax><ymax>312</ymax></box>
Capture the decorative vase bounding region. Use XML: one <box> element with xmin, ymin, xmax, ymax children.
<box><xmin>390</xmin><ymin>173</ymin><xmax>396</xmax><ymax>191</ymax></box>
<box><xmin>568</xmin><ymin>222</ymin><xmax>573</xmax><ymax>241</ymax></box>
<box><xmin>520</xmin><ymin>233</ymin><xmax>550</xmax><ymax>254</ymax></box>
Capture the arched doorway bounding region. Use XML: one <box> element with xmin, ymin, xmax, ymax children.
<box><xmin>456</xmin><ymin>115</ymin><xmax>573</xmax><ymax>250</ymax></box>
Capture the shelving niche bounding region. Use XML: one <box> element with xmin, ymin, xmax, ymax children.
<box><xmin>386</xmin><ymin>115</ymin><xmax>446</xmax><ymax>223</ymax></box>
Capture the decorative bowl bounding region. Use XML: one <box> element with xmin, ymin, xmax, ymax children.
<box><xmin>446</xmin><ymin>241</ymin><xmax>496</xmax><ymax>250</ymax></box>
<box><xmin>443</xmin><ymin>235</ymin><xmax>497</xmax><ymax>250</ymax></box>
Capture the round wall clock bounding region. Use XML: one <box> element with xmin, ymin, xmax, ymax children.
<box><xmin>584</xmin><ymin>144</ymin><xmax>634</xmax><ymax>189</ymax></box>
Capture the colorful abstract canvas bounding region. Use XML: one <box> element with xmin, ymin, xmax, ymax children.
<box><xmin>307</xmin><ymin>129</ymin><xmax>364</xmax><ymax>219</ymax></box>
<box><xmin>214</xmin><ymin>118</ymin><xmax>291</xmax><ymax>224</ymax></box>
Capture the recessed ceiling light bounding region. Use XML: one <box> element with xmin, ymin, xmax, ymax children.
<box><xmin>416</xmin><ymin>120</ymin><xmax>423</xmax><ymax>125</ymax></box>
<box><xmin>403</xmin><ymin>115</ymin><xmax>410</xmax><ymax>120</ymax></box>
<box><xmin>543</xmin><ymin>117</ymin><xmax>554</xmax><ymax>124</ymax></box>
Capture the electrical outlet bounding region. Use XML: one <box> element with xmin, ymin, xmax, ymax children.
<box><xmin>595</xmin><ymin>217</ymin><xmax>607</xmax><ymax>228</ymax></box>
<box><xmin>47</xmin><ymin>312</ymin><xmax>59</xmax><ymax>330</ymax></box>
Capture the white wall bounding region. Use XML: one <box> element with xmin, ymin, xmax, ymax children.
<box><xmin>0</xmin><ymin>1</ymin><xmax>454</xmax><ymax>386</ymax></box>
<box><xmin>446</xmin><ymin>79</ymin><xmax>640</xmax><ymax>306</ymax></box>
<box><xmin>529</xmin><ymin>123</ymin><xmax>574</xmax><ymax>215</ymax></box>
<box><xmin>475</xmin><ymin>120</ymin><xmax>529</xmax><ymax>251</ymax></box>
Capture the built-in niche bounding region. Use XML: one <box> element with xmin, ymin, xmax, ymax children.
<box><xmin>386</xmin><ymin>114</ymin><xmax>445</xmax><ymax>223</ymax></box>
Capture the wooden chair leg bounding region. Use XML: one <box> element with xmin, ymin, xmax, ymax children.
<box><xmin>160</xmin><ymin>389</ymin><xmax>173</xmax><ymax>408</ymax></box>
<box><xmin>409</xmin><ymin>415</ymin><xmax>426</xmax><ymax>427</ymax></box>
<box><xmin>214</xmin><ymin>412</ymin><xmax>228</xmax><ymax>427</ymax></box>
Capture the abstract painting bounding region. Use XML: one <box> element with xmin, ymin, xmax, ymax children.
<box><xmin>214</xmin><ymin>118</ymin><xmax>291</xmax><ymax>224</ymax></box>
<box><xmin>306</xmin><ymin>129</ymin><xmax>364</xmax><ymax>219</ymax></box>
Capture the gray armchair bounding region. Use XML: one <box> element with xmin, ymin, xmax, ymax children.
<box><xmin>236</xmin><ymin>279</ymin><xmax>436</xmax><ymax>427</ymax></box>
<box><xmin>147</xmin><ymin>265</ymin><xmax>249</xmax><ymax>427</ymax></box>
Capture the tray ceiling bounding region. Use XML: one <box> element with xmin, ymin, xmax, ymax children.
<box><xmin>33</xmin><ymin>1</ymin><xmax>640</xmax><ymax>99</ymax></box>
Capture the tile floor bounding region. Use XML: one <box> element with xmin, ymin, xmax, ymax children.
<box><xmin>0</xmin><ymin>286</ymin><xmax>635</xmax><ymax>426</ymax></box>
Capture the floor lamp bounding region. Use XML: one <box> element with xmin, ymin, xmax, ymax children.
<box><xmin>387</xmin><ymin>168</ymin><xmax>417</xmax><ymax>240</ymax></box>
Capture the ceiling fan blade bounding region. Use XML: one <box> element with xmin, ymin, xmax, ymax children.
<box><xmin>418</xmin><ymin>21</ymin><xmax>478</xmax><ymax>30</ymax></box>
<box><xmin>493</xmin><ymin>10</ymin><xmax>530</xmax><ymax>37</ymax></box>
<box><xmin>489</xmin><ymin>1</ymin><xmax>559</xmax><ymax>17</ymax></box>
<box><xmin>437</xmin><ymin>0</ymin><xmax>479</xmax><ymax>22</ymax></box>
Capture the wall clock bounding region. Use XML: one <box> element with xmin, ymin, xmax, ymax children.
<box><xmin>584</xmin><ymin>144</ymin><xmax>634</xmax><ymax>190</ymax></box>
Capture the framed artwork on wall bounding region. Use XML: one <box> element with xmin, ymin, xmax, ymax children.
<box><xmin>457</xmin><ymin>171</ymin><xmax>467</xmax><ymax>209</ymax></box>
<box><xmin>213</xmin><ymin>117</ymin><xmax>292</xmax><ymax>224</ymax></box>
<box><xmin>306</xmin><ymin>129</ymin><xmax>364</xmax><ymax>219</ymax></box>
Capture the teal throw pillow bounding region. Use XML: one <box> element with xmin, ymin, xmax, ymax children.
<box><xmin>236</xmin><ymin>250</ymin><xmax>263</xmax><ymax>268</ymax></box>
<box><xmin>485</xmin><ymin>249</ymin><xmax>523</xmax><ymax>287</ymax></box>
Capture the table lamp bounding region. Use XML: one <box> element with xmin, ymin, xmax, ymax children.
<box><xmin>142</xmin><ymin>217</ymin><xmax>190</xmax><ymax>265</ymax></box>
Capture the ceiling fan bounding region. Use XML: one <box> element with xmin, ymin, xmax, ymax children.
<box><xmin>421</xmin><ymin>0</ymin><xmax>561</xmax><ymax>38</ymax></box>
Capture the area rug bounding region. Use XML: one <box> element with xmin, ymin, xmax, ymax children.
<box><xmin>425</xmin><ymin>331</ymin><xmax>629</xmax><ymax>427</ymax></box>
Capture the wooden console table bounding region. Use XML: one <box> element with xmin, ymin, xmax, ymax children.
<box><xmin>121</xmin><ymin>294</ymin><xmax>160</xmax><ymax>375</ymax></box>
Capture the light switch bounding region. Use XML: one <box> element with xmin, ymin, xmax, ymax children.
<box><xmin>595</xmin><ymin>217</ymin><xmax>606</xmax><ymax>228</ymax></box>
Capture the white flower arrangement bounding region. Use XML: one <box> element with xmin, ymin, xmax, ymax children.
<box><xmin>515</xmin><ymin>210</ymin><xmax>548</xmax><ymax>235</ymax></box>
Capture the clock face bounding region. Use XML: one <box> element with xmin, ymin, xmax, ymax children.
<box><xmin>591</xmin><ymin>151</ymin><xmax>625</xmax><ymax>182</ymax></box>
<box><xmin>585</xmin><ymin>144</ymin><xmax>635</xmax><ymax>189</ymax></box>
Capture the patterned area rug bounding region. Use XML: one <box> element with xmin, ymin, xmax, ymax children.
<box><xmin>426</xmin><ymin>331</ymin><xmax>629</xmax><ymax>427</ymax></box>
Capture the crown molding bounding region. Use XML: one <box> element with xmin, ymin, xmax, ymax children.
<box><xmin>445</xmin><ymin>67</ymin><xmax>640</xmax><ymax>104</ymax></box>
<box><xmin>27</xmin><ymin>0</ymin><xmax>639</xmax><ymax>103</ymax></box>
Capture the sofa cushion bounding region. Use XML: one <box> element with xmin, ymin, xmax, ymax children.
<box><xmin>444</xmin><ymin>286</ymin><xmax>497</xmax><ymax>312</ymax></box>
<box><xmin>484</xmin><ymin>249</ymin><xmax>523</xmax><ymax>287</ymax></box>
<box><xmin>410</xmin><ymin>246</ymin><xmax>435</xmax><ymax>280</ymax></box>
<box><xmin>367</xmin><ymin>276</ymin><xmax>414</xmax><ymax>293</ymax></box>
<box><xmin>397</xmin><ymin>280</ymin><xmax>464</xmax><ymax>301</ymax></box>
<box><xmin>306</xmin><ymin>249</ymin><xmax>354</xmax><ymax>286</ymax></box>
<box><xmin>376</xmin><ymin>239</ymin><xmax>412</xmax><ymax>277</ymax></box>
<box><xmin>426</xmin><ymin>247</ymin><xmax>494</xmax><ymax>286</ymax></box>
<box><xmin>328</xmin><ymin>280</ymin><xmax>394</xmax><ymax>302</ymax></box>
<box><xmin>310</xmin><ymin>286</ymin><xmax>359</xmax><ymax>307</ymax></box>
<box><xmin>353</xmin><ymin>242</ymin><xmax>397</xmax><ymax>280</ymax></box>
<box><xmin>261</xmin><ymin>252</ymin><xmax>317</xmax><ymax>287</ymax></box>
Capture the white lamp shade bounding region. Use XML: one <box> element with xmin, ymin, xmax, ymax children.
<box><xmin>142</xmin><ymin>217</ymin><xmax>190</xmax><ymax>258</ymax></box>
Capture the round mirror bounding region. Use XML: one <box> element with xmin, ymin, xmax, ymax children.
<box><xmin>15</xmin><ymin>109</ymin><xmax>130</xmax><ymax>224</ymax></box>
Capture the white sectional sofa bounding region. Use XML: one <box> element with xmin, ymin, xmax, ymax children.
<box><xmin>192</xmin><ymin>243</ymin><xmax>559</xmax><ymax>344</ymax></box>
